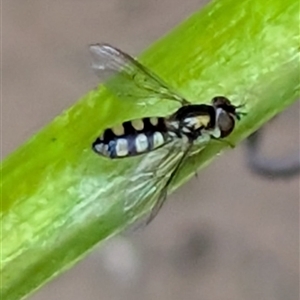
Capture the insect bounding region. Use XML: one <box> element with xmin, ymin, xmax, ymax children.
<box><xmin>90</xmin><ymin>43</ymin><xmax>244</xmax><ymax>224</ymax></box>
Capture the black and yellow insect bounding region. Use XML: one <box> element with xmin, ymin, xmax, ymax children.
<box><xmin>90</xmin><ymin>43</ymin><xmax>243</xmax><ymax>223</ymax></box>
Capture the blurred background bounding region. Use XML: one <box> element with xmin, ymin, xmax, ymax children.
<box><xmin>2</xmin><ymin>1</ymin><xmax>299</xmax><ymax>299</ymax></box>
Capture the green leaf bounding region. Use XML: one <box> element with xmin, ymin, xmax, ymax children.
<box><xmin>1</xmin><ymin>0</ymin><xmax>299</xmax><ymax>299</ymax></box>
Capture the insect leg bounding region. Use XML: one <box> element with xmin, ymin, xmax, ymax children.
<box><xmin>211</xmin><ymin>137</ymin><xmax>235</xmax><ymax>148</ymax></box>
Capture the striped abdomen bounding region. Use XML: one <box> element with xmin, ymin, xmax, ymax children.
<box><xmin>92</xmin><ymin>117</ymin><xmax>171</xmax><ymax>158</ymax></box>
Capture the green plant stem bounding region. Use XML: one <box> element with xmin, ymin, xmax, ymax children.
<box><xmin>1</xmin><ymin>0</ymin><xmax>299</xmax><ymax>299</ymax></box>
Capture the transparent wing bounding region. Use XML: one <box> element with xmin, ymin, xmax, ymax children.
<box><xmin>89</xmin><ymin>43</ymin><xmax>189</xmax><ymax>106</ymax></box>
<box><xmin>124</xmin><ymin>139</ymin><xmax>195</xmax><ymax>226</ymax></box>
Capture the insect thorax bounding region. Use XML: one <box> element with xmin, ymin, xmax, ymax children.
<box><xmin>166</xmin><ymin>104</ymin><xmax>217</xmax><ymax>140</ymax></box>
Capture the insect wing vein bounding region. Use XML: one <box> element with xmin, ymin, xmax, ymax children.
<box><xmin>124</xmin><ymin>139</ymin><xmax>190</xmax><ymax>219</ymax></box>
<box><xmin>89</xmin><ymin>43</ymin><xmax>188</xmax><ymax>105</ymax></box>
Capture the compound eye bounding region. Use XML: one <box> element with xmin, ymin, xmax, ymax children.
<box><xmin>218</xmin><ymin>112</ymin><xmax>235</xmax><ymax>138</ymax></box>
<box><xmin>212</xmin><ymin>96</ymin><xmax>231</xmax><ymax>107</ymax></box>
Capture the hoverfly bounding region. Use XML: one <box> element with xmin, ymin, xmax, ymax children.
<box><xmin>90</xmin><ymin>44</ymin><xmax>243</xmax><ymax>224</ymax></box>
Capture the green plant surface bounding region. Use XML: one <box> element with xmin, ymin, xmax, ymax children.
<box><xmin>1</xmin><ymin>0</ymin><xmax>299</xmax><ymax>299</ymax></box>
